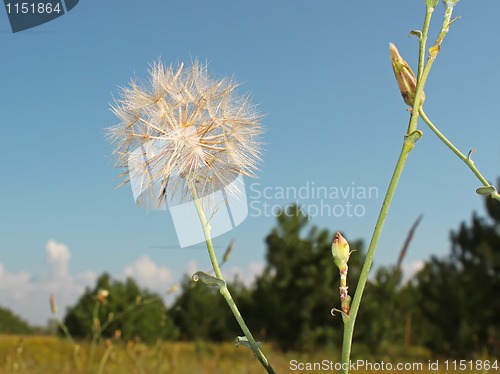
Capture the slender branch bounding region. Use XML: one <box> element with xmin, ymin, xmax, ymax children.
<box><xmin>419</xmin><ymin>108</ymin><xmax>500</xmax><ymax>201</ymax></box>
<box><xmin>54</xmin><ymin>318</ymin><xmax>82</xmax><ymax>370</ymax></box>
<box><xmin>97</xmin><ymin>343</ymin><xmax>113</xmax><ymax>374</ymax></box>
<box><xmin>88</xmin><ymin>300</ymin><xmax>101</xmax><ymax>370</ymax></box>
<box><xmin>408</xmin><ymin>3</ymin><xmax>455</xmax><ymax>134</ymax></box>
<box><xmin>417</xmin><ymin>6</ymin><xmax>434</xmax><ymax>80</ymax></box>
<box><xmin>189</xmin><ymin>183</ymin><xmax>276</xmax><ymax>374</ymax></box>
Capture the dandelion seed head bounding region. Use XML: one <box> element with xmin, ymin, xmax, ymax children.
<box><xmin>107</xmin><ymin>60</ymin><xmax>263</xmax><ymax>208</ymax></box>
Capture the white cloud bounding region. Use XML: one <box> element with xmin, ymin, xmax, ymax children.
<box><xmin>401</xmin><ymin>260</ymin><xmax>424</xmax><ymax>283</ymax></box>
<box><xmin>123</xmin><ymin>255</ymin><xmax>173</xmax><ymax>291</ymax></box>
<box><xmin>45</xmin><ymin>239</ymin><xmax>71</xmax><ymax>279</ymax></box>
<box><xmin>223</xmin><ymin>261</ymin><xmax>265</xmax><ymax>286</ymax></box>
<box><xmin>0</xmin><ymin>241</ymin><xmax>180</xmax><ymax>326</ymax></box>
<box><xmin>0</xmin><ymin>241</ymin><xmax>92</xmax><ymax>326</ymax></box>
<box><xmin>186</xmin><ymin>260</ymin><xmax>199</xmax><ymax>277</ymax></box>
<box><xmin>0</xmin><ymin>242</ymin><xmax>264</xmax><ymax>327</ymax></box>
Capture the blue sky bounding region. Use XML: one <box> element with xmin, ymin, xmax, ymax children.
<box><xmin>1</xmin><ymin>1</ymin><xmax>499</xmax><ymax>325</ymax></box>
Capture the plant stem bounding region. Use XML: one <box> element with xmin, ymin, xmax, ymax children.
<box><xmin>417</xmin><ymin>5</ymin><xmax>434</xmax><ymax>81</ymax></box>
<box><xmin>88</xmin><ymin>300</ymin><xmax>101</xmax><ymax>371</ymax></box>
<box><xmin>55</xmin><ymin>319</ymin><xmax>82</xmax><ymax>370</ymax></box>
<box><xmin>339</xmin><ymin>3</ymin><xmax>458</xmax><ymax>372</ymax></box>
<box><xmin>189</xmin><ymin>183</ymin><xmax>276</xmax><ymax>374</ymax></box>
<box><xmin>340</xmin><ymin>132</ymin><xmax>418</xmax><ymax>373</ymax></box>
<box><xmin>98</xmin><ymin>295</ymin><xmax>162</xmax><ymax>335</ymax></box>
<box><xmin>419</xmin><ymin>109</ymin><xmax>500</xmax><ymax>201</ymax></box>
<box><xmin>408</xmin><ymin>3</ymin><xmax>455</xmax><ymax>134</ymax></box>
<box><xmin>97</xmin><ymin>343</ymin><xmax>113</xmax><ymax>374</ymax></box>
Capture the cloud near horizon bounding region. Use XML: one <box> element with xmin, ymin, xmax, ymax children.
<box><xmin>0</xmin><ymin>240</ymin><xmax>177</xmax><ymax>326</ymax></box>
<box><xmin>0</xmin><ymin>240</ymin><xmax>266</xmax><ymax>326</ymax></box>
<box><xmin>1</xmin><ymin>240</ymin><xmax>421</xmax><ymax>327</ymax></box>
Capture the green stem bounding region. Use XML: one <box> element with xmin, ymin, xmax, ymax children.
<box><xmin>56</xmin><ymin>319</ymin><xmax>82</xmax><ymax>370</ymax></box>
<box><xmin>408</xmin><ymin>3</ymin><xmax>455</xmax><ymax>134</ymax></box>
<box><xmin>340</xmin><ymin>134</ymin><xmax>418</xmax><ymax>373</ymax></box>
<box><xmin>340</xmin><ymin>3</ymin><xmax>458</xmax><ymax>372</ymax></box>
<box><xmin>97</xmin><ymin>343</ymin><xmax>113</xmax><ymax>374</ymax></box>
<box><xmin>419</xmin><ymin>108</ymin><xmax>500</xmax><ymax>201</ymax></box>
<box><xmin>435</xmin><ymin>4</ymin><xmax>456</xmax><ymax>49</ymax></box>
<box><xmin>417</xmin><ymin>5</ymin><xmax>434</xmax><ymax>81</ymax></box>
<box><xmin>99</xmin><ymin>296</ymin><xmax>161</xmax><ymax>335</ymax></box>
<box><xmin>88</xmin><ymin>301</ymin><xmax>101</xmax><ymax>371</ymax></box>
<box><xmin>189</xmin><ymin>183</ymin><xmax>276</xmax><ymax>374</ymax></box>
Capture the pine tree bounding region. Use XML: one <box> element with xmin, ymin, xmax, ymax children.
<box><xmin>417</xmin><ymin>184</ymin><xmax>500</xmax><ymax>356</ymax></box>
<box><xmin>252</xmin><ymin>205</ymin><xmax>364</xmax><ymax>351</ymax></box>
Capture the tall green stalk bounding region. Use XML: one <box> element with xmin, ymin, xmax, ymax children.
<box><xmin>340</xmin><ymin>126</ymin><xmax>421</xmax><ymax>373</ymax></box>
<box><xmin>88</xmin><ymin>299</ymin><xmax>102</xmax><ymax>371</ymax></box>
<box><xmin>188</xmin><ymin>182</ymin><xmax>276</xmax><ymax>374</ymax></box>
<box><xmin>339</xmin><ymin>2</ymin><xmax>456</xmax><ymax>372</ymax></box>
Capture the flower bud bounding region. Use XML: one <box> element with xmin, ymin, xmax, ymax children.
<box><xmin>389</xmin><ymin>43</ymin><xmax>424</xmax><ymax>107</ymax></box>
<box><xmin>97</xmin><ymin>288</ymin><xmax>109</xmax><ymax>304</ymax></box>
<box><xmin>332</xmin><ymin>232</ymin><xmax>351</xmax><ymax>268</ymax></box>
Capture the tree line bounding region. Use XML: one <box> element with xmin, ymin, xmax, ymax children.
<box><xmin>2</xmin><ymin>189</ymin><xmax>500</xmax><ymax>358</ymax></box>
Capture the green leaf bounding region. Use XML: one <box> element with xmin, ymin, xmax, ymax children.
<box><xmin>476</xmin><ymin>186</ymin><xmax>498</xmax><ymax>196</ymax></box>
<box><xmin>331</xmin><ymin>308</ymin><xmax>350</xmax><ymax>323</ymax></box>
<box><xmin>235</xmin><ymin>336</ymin><xmax>261</xmax><ymax>350</ymax></box>
<box><xmin>192</xmin><ymin>271</ymin><xmax>226</xmax><ymax>289</ymax></box>
<box><xmin>406</xmin><ymin>130</ymin><xmax>423</xmax><ymax>144</ymax></box>
<box><xmin>409</xmin><ymin>30</ymin><xmax>423</xmax><ymax>39</ymax></box>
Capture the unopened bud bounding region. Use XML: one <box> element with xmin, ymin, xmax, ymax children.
<box><xmin>97</xmin><ymin>288</ymin><xmax>109</xmax><ymax>304</ymax></box>
<box><xmin>389</xmin><ymin>43</ymin><xmax>424</xmax><ymax>107</ymax></box>
<box><xmin>332</xmin><ymin>232</ymin><xmax>351</xmax><ymax>268</ymax></box>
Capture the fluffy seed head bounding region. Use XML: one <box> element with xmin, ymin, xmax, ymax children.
<box><xmin>107</xmin><ymin>60</ymin><xmax>263</xmax><ymax>208</ymax></box>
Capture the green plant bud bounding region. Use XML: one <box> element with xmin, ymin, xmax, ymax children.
<box><xmin>426</xmin><ymin>0</ymin><xmax>439</xmax><ymax>8</ymax></box>
<box><xmin>332</xmin><ymin>232</ymin><xmax>351</xmax><ymax>268</ymax></box>
<box><xmin>389</xmin><ymin>43</ymin><xmax>424</xmax><ymax>107</ymax></box>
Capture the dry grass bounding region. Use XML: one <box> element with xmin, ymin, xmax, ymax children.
<box><xmin>0</xmin><ymin>335</ymin><xmax>492</xmax><ymax>373</ymax></box>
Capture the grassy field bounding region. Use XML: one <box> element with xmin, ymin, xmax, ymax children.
<box><xmin>0</xmin><ymin>335</ymin><xmax>496</xmax><ymax>373</ymax></box>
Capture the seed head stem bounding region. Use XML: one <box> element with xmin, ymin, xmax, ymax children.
<box><xmin>189</xmin><ymin>182</ymin><xmax>276</xmax><ymax>374</ymax></box>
